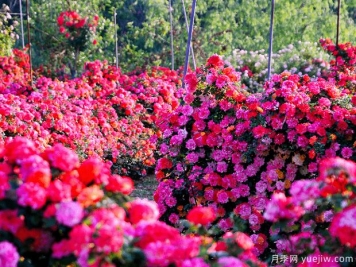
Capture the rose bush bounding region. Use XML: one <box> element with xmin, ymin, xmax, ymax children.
<box><xmin>264</xmin><ymin>157</ymin><xmax>356</xmax><ymax>266</ymax></box>
<box><xmin>57</xmin><ymin>10</ymin><xmax>99</xmax><ymax>52</ymax></box>
<box><xmin>0</xmin><ymin>48</ymin><xmax>31</xmax><ymax>93</ymax></box>
<box><xmin>56</xmin><ymin>10</ymin><xmax>100</xmax><ymax>77</ymax></box>
<box><xmin>155</xmin><ymin>40</ymin><xmax>356</xmax><ymax>258</ymax></box>
<box><xmin>0</xmin><ymin>137</ymin><xmax>267</xmax><ymax>267</ymax></box>
<box><xmin>0</xmin><ymin>51</ymin><xmax>182</xmax><ymax>178</ymax></box>
<box><xmin>2</xmin><ymin>35</ymin><xmax>356</xmax><ymax>265</ymax></box>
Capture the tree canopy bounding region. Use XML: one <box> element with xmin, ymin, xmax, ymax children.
<box><xmin>1</xmin><ymin>0</ymin><xmax>355</xmax><ymax>72</ymax></box>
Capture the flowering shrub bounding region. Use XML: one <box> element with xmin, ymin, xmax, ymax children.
<box><xmin>121</xmin><ymin>66</ymin><xmax>182</xmax><ymax>124</ymax></box>
<box><xmin>0</xmin><ymin>53</ymin><xmax>183</xmax><ymax>177</ymax></box>
<box><xmin>0</xmin><ymin>74</ymin><xmax>154</xmax><ymax>177</ymax></box>
<box><xmin>264</xmin><ymin>157</ymin><xmax>356</xmax><ymax>266</ymax></box>
<box><xmin>155</xmin><ymin>41</ymin><xmax>356</xmax><ymax>257</ymax></box>
<box><xmin>80</xmin><ymin>61</ymin><xmax>182</xmax><ymax>176</ymax></box>
<box><xmin>0</xmin><ymin>48</ymin><xmax>31</xmax><ymax>93</ymax></box>
<box><xmin>320</xmin><ymin>38</ymin><xmax>356</xmax><ymax>90</ymax></box>
<box><xmin>0</xmin><ymin>137</ymin><xmax>267</xmax><ymax>267</ymax></box>
<box><xmin>56</xmin><ymin>10</ymin><xmax>99</xmax><ymax>77</ymax></box>
<box><xmin>57</xmin><ymin>10</ymin><xmax>99</xmax><ymax>52</ymax></box>
<box><xmin>226</xmin><ymin>41</ymin><xmax>330</xmax><ymax>92</ymax></box>
<box><xmin>0</xmin><ymin>137</ymin><xmax>131</xmax><ymax>266</ymax></box>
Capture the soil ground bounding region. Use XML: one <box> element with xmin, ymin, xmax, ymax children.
<box><xmin>131</xmin><ymin>174</ymin><xmax>158</xmax><ymax>200</ymax></box>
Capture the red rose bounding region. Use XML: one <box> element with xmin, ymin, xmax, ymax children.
<box><xmin>57</xmin><ymin>15</ymin><xmax>64</xmax><ymax>26</ymax></box>
<box><xmin>20</xmin><ymin>155</ymin><xmax>51</xmax><ymax>188</ymax></box>
<box><xmin>4</xmin><ymin>137</ymin><xmax>36</xmax><ymax>163</ymax></box>
<box><xmin>206</xmin><ymin>54</ymin><xmax>224</xmax><ymax>69</ymax></box>
<box><xmin>187</xmin><ymin>206</ymin><xmax>216</xmax><ymax>226</ymax></box>
<box><xmin>134</xmin><ymin>221</ymin><xmax>180</xmax><ymax>249</ymax></box>
<box><xmin>235</xmin><ymin>232</ymin><xmax>254</xmax><ymax>250</ymax></box>
<box><xmin>156</xmin><ymin>157</ymin><xmax>173</xmax><ymax>170</ymax></box>
<box><xmin>105</xmin><ymin>174</ymin><xmax>134</xmax><ymax>195</ymax></box>
<box><xmin>77</xmin><ymin>157</ymin><xmax>104</xmax><ymax>185</ymax></box>
<box><xmin>127</xmin><ymin>198</ymin><xmax>159</xmax><ymax>224</ymax></box>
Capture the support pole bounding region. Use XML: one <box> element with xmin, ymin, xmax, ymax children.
<box><xmin>169</xmin><ymin>0</ymin><xmax>174</xmax><ymax>70</ymax></box>
<box><xmin>182</xmin><ymin>0</ymin><xmax>197</xmax><ymax>87</ymax></box>
<box><xmin>26</xmin><ymin>0</ymin><xmax>33</xmax><ymax>85</ymax></box>
<box><xmin>19</xmin><ymin>0</ymin><xmax>25</xmax><ymax>48</ymax></box>
<box><xmin>267</xmin><ymin>0</ymin><xmax>275</xmax><ymax>80</ymax></box>
<box><xmin>114</xmin><ymin>9</ymin><xmax>118</xmax><ymax>69</ymax></box>
<box><xmin>336</xmin><ymin>0</ymin><xmax>341</xmax><ymax>46</ymax></box>
<box><xmin>182</xmin><ymin>0</ymin><xmax>196</xmax><ymax>70</ymax></box>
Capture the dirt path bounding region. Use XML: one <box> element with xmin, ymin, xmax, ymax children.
<box><xmin>130</xmin><ymin>174</ymin><xmax>158</xmax><ymax>200</ymax></box>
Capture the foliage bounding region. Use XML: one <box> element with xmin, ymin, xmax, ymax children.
<box><xmin>0</xmin><ymin>4</ymin><xmax>17</xmax><ymax>56</ymax></box>
<box><xmin>28</xmin><ymin>0</ymin><xmax>116</xmax><ymax>76</ymax></box>
<box><xmin>2</xmin><ymin>0</ymin><xmax>355</xmax><ymax>72</ymax></box>
<box><xmin>95</xmin><ymin>0</ymin><xmax>356</xmax><ymax>71</ymax></box>
<box><xmin>225</xmin><ymin>41</ymin><xmax>331</xmax><ymax>92</ymax></box>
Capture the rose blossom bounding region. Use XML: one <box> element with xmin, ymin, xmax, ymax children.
<box><xmin>127</xmin><ymin>198</ymin><xmax>159</xmax><ymax>224</ymax></box>
<box><xmin>187</xmin><ymin>206</ymin><xmax>216</xmax><ymax>226</ymax></box>
<box><xmin>56</xmin><ymin>201</ymin><xmax>84</xmax><ymax>227</ymax></box>
<box><xmin>17</xmin><ymin>182</ymin><xmax>47</xmax><ymax>209</ymax></box>
<box><xmin>264</xmin><ymin>193</ymin><xmax>304</xmax><ymax>222</ymax></box>
<box><xmin>329</xmin><ymin>204</ymin><xmax>356</xmax><ymax>248</ymax></box>
<box><xmin>0</xmin><ymin>241</ymin><xmax>20</xmax><ymax>267</ymax></box>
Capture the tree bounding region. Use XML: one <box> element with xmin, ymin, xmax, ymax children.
<box><xmin>26</xmin><ymin>0</ymin><xmax>116</xmax><ymax>76</ymax></box>
<box><xmin>114</xmin><ymin>0</ymin><xmax>356</xmax><ymax>71</ymax></box>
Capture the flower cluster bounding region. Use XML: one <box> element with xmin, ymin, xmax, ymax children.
<box><xmin>120</xmin><ymin>66</ymin><xmax>182</xmax><ymax>124</ymax></box>
<box><xmin>0</xmin><ymin>137</ymin><xmax>132</xmax><ymax>266</ymax></box>
<box><xmin>0</xmin><ymin>137</ymin><xmax>266</xmax><ymax>267</ymax></box>
<box><xmin>264</xmin><ymin>157</ymin><xmax>356</xmax><ymax>266</ymax></box>
<box><xmin>0</xmin><ymin>48</ymin><xmax>31</xmax><ymax>93</ymax></box>
<box><xmin>155</xmin><ymin>42</ymin><xmax>356</xmax><ymax>256</ymax></box>
<box><xmin>57</xmin><ymin>10</ymin><xmax>99</xmax><ymax>51</ymax></box>
<box><xmin>320</xmin><ymin>38</ymin><xmax>356</xmax><ymax>91</ymax></box>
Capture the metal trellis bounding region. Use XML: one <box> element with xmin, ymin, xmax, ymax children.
<box><xmin>26</xmin><ymin>0</ymin><xmax>33</xmax><ymax>85</ymax></box>
<box><xmin>183</xmin><ymin>0</ymin><xmax>197</xmax><ymax>87</ymax></box>
<box><xmin>19</xmin><ymin>0</ymin><xmax>25</xmax><ymax>48</ymax></box>
<box><xmin>114</xmin><ymin>9</ymin><xmax>118</xmax><ymax>69</ymax></box>
<box><xmin>336</xmin><ymin>0</ymin><xmax>341</xmax><ymax>46</ymax></box>
<box><xmin>169</xmin><ymin>0</ymin><xmax>174</xmax><ymax>70</ymax></box>
<box><xmin>182</xmin><ymin>0</ymin><xmax>196</xmax><ymax>70</ymax></box>
<box><xmin>267</xmin><ymin>0</ymin><xmax>275</xmax><ymax>80</ymax></box>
